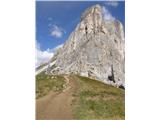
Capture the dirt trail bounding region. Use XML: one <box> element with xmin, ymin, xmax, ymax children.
<box><xmin>36</xmin><ymin>75</ymin><xmax>77</xmax><ymax>120</ymax></box>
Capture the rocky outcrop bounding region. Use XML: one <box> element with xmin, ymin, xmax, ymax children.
<box><xmin>46</xmin><ymin>4</ymin><xmax>125</xmax><ymax>88</ymax></box>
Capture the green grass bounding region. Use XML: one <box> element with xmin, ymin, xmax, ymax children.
<box><xmin>36</xmin><ymin>73</ymin><xmax>125</xmax><ymax>119</ymax></box>
<box><xmin>72</xmin><ymin>75</ymin><xmax>125</xmax><ymax>120</ymax></box>
<box><xmin>36</xmin><ymin>72</ymin><xmax>65</xmax><ymax>99</ymax></box>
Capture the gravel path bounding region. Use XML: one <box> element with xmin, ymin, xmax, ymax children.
<box><xmin>36</xmin><ymin>75</ymin><xmax>77</xmax><ymax>120</ymax></box>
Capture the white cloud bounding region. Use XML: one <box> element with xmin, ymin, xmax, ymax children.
<box><xmin>106</xmin><ymin>1</ymin><xmax>119</xmax><ymax>7</ymax></box>
<box><xmin>102</xmin><ymin>6</ymin><xmax>115</xmax><ymax>21</ymax></box>
<box><xmin>35</xmin><ymin>42</ymin><xmax>53</xmax><ymax>67</ymax></box>
<box><xmin>35</xmin><ymin>41</ymin><xmax>64</xmax><ymax>68</ymax></box>
<box><xmin>50</xmin><ymin>25</ymin><xmax>65</xmax><ymax>38</ymax></box>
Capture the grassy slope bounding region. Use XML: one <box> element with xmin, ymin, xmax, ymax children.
<box><xmin>72</xmin><ymin>75</ymin><xmax>125</xmax><ymax>120</ymax></box>
<box><xmin>36</xmin><ymin>74</ymin><xmax>125</xmax><ymax>119</ymax></box>
<box><xmin>36</xmin><ymin>72</ymin><xmax>65</xmax><ymax>99</ymax></box>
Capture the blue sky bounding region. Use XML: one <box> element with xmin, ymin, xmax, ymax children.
<box><xmin>36</xmin><ymin>1</ymin><xmax>125</xmax><ymax>66</ymax></box>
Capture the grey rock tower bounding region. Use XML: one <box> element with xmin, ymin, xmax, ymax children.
<box><xmin>48</xmin><ymin>4</ymin><xmax>125</xmax><ymax>88</ymax></box>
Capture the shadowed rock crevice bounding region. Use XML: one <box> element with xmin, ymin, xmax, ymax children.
<box><xmin>85</xmin><ymin>26</ymin><xmax>88</xmax><ymax>34</ymax></box>
<box><xmin>108</xmin><ymin>66</ymin><xmax>115</xmax><ymax>83</ymax></box>
<box><xmin>119</xmin><ymin>85</ymin><xmax>125</xmax><ymax>90</ymax></box>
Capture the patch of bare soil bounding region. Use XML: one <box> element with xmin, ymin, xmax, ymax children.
<box><xmin>36</xmin><ymin>75</ymin><xmax>77</xmax><ymax>120</ymax></box>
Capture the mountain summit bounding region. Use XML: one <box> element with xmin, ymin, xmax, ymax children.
<box><xmin>37</xmin><ymin>4</ymin><xmax>125</xmax><ymax>88</ymax></box>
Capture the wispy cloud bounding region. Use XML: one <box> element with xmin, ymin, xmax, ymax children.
<box><xmin>102</xmin><ymin>6</ymin><xmax>115</xmax><ymax>21</ymax></box>
<box><xmin>36</xmin><ymin>41</ymin><xmax>64</xmax><ymax>67</ymax></box>
<box><xmin>106</xmin><ymin>1</ymin><xmax>119</xmax><ymax>7</ymax></box>
<box><xmin>36</xmin><ymin>42</ymin><xmax>53</xmax><ymax>67</ymax></box>
<box><xmin>48</xmin><ymin>17</ymin><xmax>53</xmax><ymax>21</ymax></box>
<box><xmin>50</xmin><ymin>25</ymin><xmax>65</xmax><ymax>38</ymax></box>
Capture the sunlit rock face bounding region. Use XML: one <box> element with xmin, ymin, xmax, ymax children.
<box><xmin>47</xmin><ymin>4</ymin><xmax>125</xmax><ymax>88</ymax></box>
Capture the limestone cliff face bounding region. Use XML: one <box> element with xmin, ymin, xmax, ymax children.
<box><xmin>47</xmin><ymin>4</ymin><xmax>125</xmax><ymax>88</ymax></box>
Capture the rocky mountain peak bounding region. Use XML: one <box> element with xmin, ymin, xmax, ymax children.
<box><xmin>38</xmin><ymin>4</ymin><xmax>125</xmax><ymax>88</ymax></box>
<box><xmin>80</xmin><ymin>4</ymin><xmax>103</xmax><ymax>35</ymax></box>
<box><xmin>81</xmin><ymin>4</ymin><xmax>102</xmax><ymax>21</ymax></box>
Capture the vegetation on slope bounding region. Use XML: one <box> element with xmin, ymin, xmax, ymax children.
<box><xmin>72</xmin><ymin>75</ymin><xmax>125</xmax><ymax>120</ymax></box>
<box><xmin>36</xmin><ymin>73</ymin><xmax>125</xmax><ymax>119</ymax></box>
<box><xmin>36</xmin><ymin>72</ymin><xmax>65</xmax><ymax>99</ymax></box>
